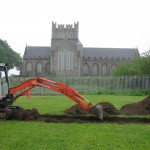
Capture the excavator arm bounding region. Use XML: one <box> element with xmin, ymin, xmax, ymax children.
<box><xmin>0</xmin><ymin>64</ymin><xmax>103</xmax><ymax>119</ymax></box>
<box><xmin>8</xmin><ymin>77</ymin><xmax>93</xmax><ymax>110</ymax></box>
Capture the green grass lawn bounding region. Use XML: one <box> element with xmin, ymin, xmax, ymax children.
<box><xmin>14</xmin><ymin>95</ymin><xmax>146</xmax><ymax>114</ymax></box>
<box><xmin>0</xmin><ymin>121</ymin><xmax>150</xmax><ymax>150</ymax></box>
<box><xmin>0</xmin><ymin>95</ymin><xmax>150</xmax><ymax>150</ymax></box>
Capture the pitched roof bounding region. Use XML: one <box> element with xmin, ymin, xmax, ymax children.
<box><xmin>23</xmin><ymin>46</ymin><xmax>139</xmax><ymax>60</ymax></box>
<box><xmin>83</xmin><ymin>47</ymin><xmax>138</xmax><ymax>59</ymax></box>
<box><xmin>24</xmin><ymin>46</ymin><xmax>51</xmax><ymax>59</ymax></box>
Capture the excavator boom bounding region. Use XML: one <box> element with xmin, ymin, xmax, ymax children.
<box><xmin>0</xmin><ymin>64</ymin><xmax>103</xmax><ymax>119</ymax></box>
<box><xmin>9</xmin><ymin>77</ymin><xmax>93</xmax><ymax>110</ymax></box>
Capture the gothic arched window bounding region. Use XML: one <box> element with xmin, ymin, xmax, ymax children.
<box><xmin>45</xmin><ymin>62</ymin><xmax>50</xmax><ymax>75</ymax></box>
<box><xmin>93</xmin><ymin>63</ymin><xmax>99</xmax><ymax>76</ymax></box>
<box><xmin>45</xmin><ymin>62</ymin><xmax>50</xmax><ymax>72</ymax></box>
<box><xmin>83</xmin><ymin>63</ymin><xmax>89</xmax><ymax>76</ymax></box>
<box><xmin>102</xmin><ymin>63</ymin><xmax>108</xmax><ymax>76</ymax></box>
<box><xmin>36</xmin><ymin>63</ymin><xmax>42</xmax><ymax>73</ymax></box>
<box><xmin>57</xmin><ymin>50</ymin><xmax>73</xmax><ymax>70</ymax></box>
<box><xmin>26</xmin><ymin>62</ymin><xmax>32</xmax><ymax>72</ymax></box>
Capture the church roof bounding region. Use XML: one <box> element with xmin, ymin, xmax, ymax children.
<box><xmin>83</xmin><ymin>47</ymin><xmax>138</xmax><ymax>59</ymax></box>
<box><xmin>24</xmin><ymin>46</ymin><xmax>51</xmax><ymax>59</ymax></box>
<box><xmin>23</xmin><ymin>46</ymin><xmax>139</xmax><ymax>60</ymax></box>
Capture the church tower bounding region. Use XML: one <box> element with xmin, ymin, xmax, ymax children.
<box><xmin>51</xmin><ymin>22</ymin><xmax>82</xmax><ymax>77</ymax></box>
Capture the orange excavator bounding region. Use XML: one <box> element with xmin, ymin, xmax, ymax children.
<box><xmin>0</xmin><ymin>63</ymin><xmax>103</xmax><ymax>119</ymax></box>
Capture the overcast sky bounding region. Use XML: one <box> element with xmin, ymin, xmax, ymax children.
<box><xmin>0</xmin><ymin>0</ymin><xmax>150</xmax><ymax>57</ymax></box>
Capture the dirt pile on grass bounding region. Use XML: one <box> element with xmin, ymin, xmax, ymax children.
<box><xmin>64</xmin><ymin>102</ymin><xmax>120</xmax><ymax>116</ymax></box>
<box><xmin>7</xmin><ymin>108</ymin><xmax>41</xmax><ymax>120</ymax></box>
<box><xmin>64</xmin><ymin>104</ymin><xmax>89</xmax><ymax>115</ymax></box>
<box><xmin>1</xmin><ymin>104</ymin><xmax>150</xmax><ymax>123</ymax></box>
<box><xmin>6</xmin><ymin>102</ymin><xmax>119</xmax><ymax>121</ymax></box>
<box><xmin>121</xmin><ymin>95</ymin><xmax>150</xmax><ymax>115</ymax></box>
<box><xmin>5</xmin><ymin>108</ymin><xmax>150</xmax><ymax>124</ymax></box>
<box><xmin>2</xmin><ymin>96</ymin><xmax>150</xmax><ymax>123</ymax></box>
<box><xmin>95</xmin><ymin>102</ymin><xmax>120</xmax><ymax>115</ymax></box>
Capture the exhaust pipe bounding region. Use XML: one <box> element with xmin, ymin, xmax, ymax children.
<box><xmin>90</xmin><ymin>104</ymin><xmax>103</xmax><ymax>120</ymax></box>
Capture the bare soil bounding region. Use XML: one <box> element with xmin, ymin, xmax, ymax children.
<box><xmin>93</xmin><ymin>102</ymin><xmax>120</xmax><ymax>115</ymax></box>
<box><xmin>4</xmin><ymin>109</ymin><xmax>150</xmax><ymax>123</ymax></box>
<box><xmin>1</xmin><ymin>96</ymin><xmax>150</xmax><ymax>124</ymax></box>
<box><xmin>64</xmin><ymin>104</ymin><xmax>89</xmax><ymax>115</ymax></box>
<box><xmin>120</xmin><ymin>95</ymin><xmax>150</xmax><ymax>115</ymax></box>
<box><xmin>64</xmin><ymin>102</ymin><xmax>120</xmax><ymax>116</ymax></box>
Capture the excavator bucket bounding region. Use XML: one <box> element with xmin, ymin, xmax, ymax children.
<box><xmin>89</xmin><ymin>104</ymin><xmax>103</xmax><ymax>120</ymax></box>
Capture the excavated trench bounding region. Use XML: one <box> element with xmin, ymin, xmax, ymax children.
<box><xmin>1</xmin><ymin>96</ymin><xmax>150</xmax><ymax>124</ymax></box>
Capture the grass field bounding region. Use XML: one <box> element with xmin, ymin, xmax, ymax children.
<box><xmin>14</xmin><ymin>95</ymin><xmax>146</xmax><ymax>114</ymax></box>
<box><xmin>0</xmin><ymin>95</ymin><xmax>150</xmax><ymax>150</ymax></box>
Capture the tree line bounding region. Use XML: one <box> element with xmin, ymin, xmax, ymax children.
<box><xmin>113</xmin><ymin>50</ymin><xmax>150</xmax><ymax>76</ymax></box>
<box><xmin>0</xmin><ymin>39</ymin><xmax>22</xmax><ymax>70</ymax></box>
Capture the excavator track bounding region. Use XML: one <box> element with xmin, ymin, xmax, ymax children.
<box><xmin>0</xmin><ymin>106</ymin><xmax>23</xmax><ymax>119</ymax></box>
<box><xmin>0</xmin><ymin>108</ymin><xmax>12</xmax><ymax>119</ymax></box>
<box><xmin>0</xmin><ymin>109</ymin><xmax>7</xmax><ymax>119</ymax></box>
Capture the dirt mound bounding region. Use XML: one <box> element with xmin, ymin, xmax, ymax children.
<box><xmin>95</xmin><ymin>102</ymin><xmax>120</xmax><ymax>115</ymax></box>
<box><xmin>5</xmin><ymin>111</ymin><xmax>150</xmax><ymax>123</ymax></box>
<box><xmin>0</xmin><ymin>106</ymin><xmax>150</xmax><ymax>123</ymax></box>
<box><xmin>121</xmin><ymin>95</ymin><xmax>150</xmax><ymax>115</ymax></box>
<box><xmin>7</xmin><ymin>108</ymin><xmax>41</xmax><ymax>120</ymax></box>
<box><xmin>1</xmin><ymin>96</ymin><xmax>150</xmax><ymax>123</ymax></box>
<box><xmin>64</xmin><ymin>104</ymin><xmax>89</xmax><ymax>115</ymax></box>
<box><xmin>64</xmin><ymin>102</ymin><xmax>120</xmax><ymax>116</ymax></box>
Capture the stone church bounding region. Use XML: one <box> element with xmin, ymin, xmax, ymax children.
<box><xmin>21</xmin><ymin>22</ymin><xmax>139</xmax><ymax>77</ymax></box>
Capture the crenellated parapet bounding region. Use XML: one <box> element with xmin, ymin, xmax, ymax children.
<box><xmin>52</xmin><ymin>22</ymin><xmax>79</xmax><ymax>39</ymax></box>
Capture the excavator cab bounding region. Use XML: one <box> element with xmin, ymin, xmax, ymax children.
<box><xmin>0</xmin><ymin>63</ymin><xmax>9</xmax><ymax>96</ymax></box>
<box><xmin>0</xmin><ymin>63</ymin><xmax>12</xmax><ymax>118</ymax></box>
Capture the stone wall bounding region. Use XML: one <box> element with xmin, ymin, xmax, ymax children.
<box><xmin>21</xmin><ymin>59</ymin><xmax>50</xmax><ymax>77</ymax></box>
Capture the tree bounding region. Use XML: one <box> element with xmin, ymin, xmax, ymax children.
<box><xmin>113</xmin><ymin>50</ymin><xmax>150</xmax><ymax>76</ymax></box>
<box><xmin>113</xmin><ymin>60</ymin><xmax>139</xmax><ymax>76</ymax></box>
<box><xmin>136</xmin><ymin>50</ymin><xmax>150</xmax><ymax>75</ymax></box>
<box><xmin>0</xmin><ymin>39</ymin><xmax>22</xmax><ymax>70</ymax></box>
